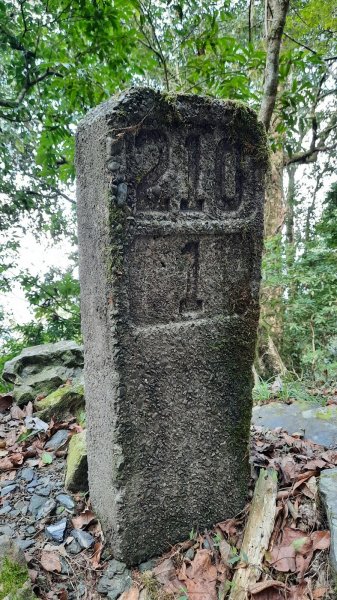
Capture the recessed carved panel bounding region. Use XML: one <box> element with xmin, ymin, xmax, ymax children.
<box><xmin>128</xmin><ymin>233</ymin><xmax>255</xmax><ymax>325</ymax></box>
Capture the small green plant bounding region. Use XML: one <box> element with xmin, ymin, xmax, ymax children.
<box><xmin>252</xmin><ymin>379</ymin><xmax>273</xmax><ymax>404</ymax></box>
<box><xmin>178</xmin><ymin>587</ymin><xmax>188</xmax><ymax>600</ymax></box>
<box><xmin>212</xmin><ymin>532</ymin><xmax>223</xmax><ymax>547</ymax></box>
<box><xmin>189</xmin><ymin>527</ymin><xmax>197</xmax><ymax>541</ymax></box>
<box><xmin>0</xmin><ymin>557</ymin><xmax>29</xmax><ymax>600</ymax></box>
<box><xmin>227</xmin><ymin>546</ymin><xmax>249</xmax><ymax>567</ymax></box>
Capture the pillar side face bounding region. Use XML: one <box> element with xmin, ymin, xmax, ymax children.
<box><xmin>76</xmin><ymin>88</ymin><xmax>268</xmax><ymax>565</ymax></box>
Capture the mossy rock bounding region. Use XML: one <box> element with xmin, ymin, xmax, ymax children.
<box><xmin>34</xmin><ymin>383</ymin><xmax>85</xmax><ymax>421</ymax></box>
<box><xmin>0</xmin><ymin>537</ymin><xmax>36</xmax><ymax>600</ymax></box>
<box><xmin>65</xmin><ymin>430</ymin><xmax>88</xmax><ymax>492</ymax></box>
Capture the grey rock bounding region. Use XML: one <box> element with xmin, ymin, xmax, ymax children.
<box><xmin>28</xmin><ymin>494</ymin><xmax>48</xmax><ymax>517</ymax></box>
<box><xmin>184</xmin><ymin>548</ymin><xmax>195</xmax><ymax>561</ymax></box>
<box><xmin>64</xmin><ymin>430</ymin><xmax>88</xmax><ymax>492</ymax></box>
<box><xmin>97</xmin><ymin>569</ymin><xmax>132</xmax><ymax>600</ymax></box>
<box><xmin>0</xmin><ymin>478</ymin><xmax>16</xmax><ymax>488</ymax></box>
<box><xmin>45</xmin><ymin>429</ymin><xmax>69</xmax><ymax>451</ymax></box>
<box><xmin>35</xmin><ymin>484</ymin><xmax>52</xmax><ymax>497</ymax></box>
<box><xmin>60</xmin><ymin>556</ymin><xmax>71</xmax><ymax>574</ymax></box>
<box><xmin>0</xmin><ymin>525</ymin><xmax>14</xmax><ymax>537</ymax></box>
<box><xmin>36</xmin><ymin>497</ymin><xmax>56</xmax><ymax>520</ymax></box>
<box><xmin>14</xmin><ymin>500</ymin><xmax>28</xmax><ymax>510</ymax></box>
<box><xmin>0</xmin><ymin>505</ymin><xmax>12</xmax><ymax>516</ymax></box>
<box><xmin>97</xmin><ymin>570</ymin><xmax>131</xmax><ymax>597</ymax></box>
<box><xmin>17</xmin><ymin>538</ymin><xmax>35</xmax><ymax>550</ymax></box>
<box><xmin>0</xmin><ymin>535</ymin><xmax>26</xmax><ymax>567</ymax></box>
<box><xmin>106</xmin><ymin>560</ymin><xmax>127</xmax><ymax>576</ymax></box>
<box><xmin>56</xmin><ymin>493</ymin><xmax>75</xmax><ymax>510</ymax></box>
<box><xmin>139</xmin><ymin>558</ymin><xmax>157</xmax><ymax>572</ymax></box>
<box><xmin>26</xmin><ymin>526</ymin><xmax>36</xmax><ymax>535</ymax></box>
<box><xmin>67</xmin><ymin>539</ymin><xmax>82</xmax><ymax>555</ymax></box>
<box><xmin>26</xmin><ymin>481</ymin><xmax>39</xmax><ymax>492</ymax></box>
<box><xmin>319</xmin><ymin>468</ymin><xmax>337</xmax><ymax>575</ymax></box>
<box><xmin>45</xmin><ymin>518</ymin><xmax>67</xmax><ymax>542</ymax></box>
<box><xmin>25</xmin><ymin>415</ymin><xmax>48</xmax><ymax>433</ymax></box>
<box><xmin>77</xmin><ymin>87</ymin><xmax>267</xmax><ymax>564</ymax></box>
<box><xmin>36</xmin><ymin>383</ymin><xmax>85</xmax><ymax>421</ymax></box>
<box><xmin>10</xmin><ymin>509</ymin><xmax>19</xmax><ymax>517</ymax></box>
<box><xmin>252</xmin><ymin>401</ymin><xmax>337</xmax><ymax>447</ymax></box>
<box><xmin>0</xmin><ymin>484</ymin><xmax>17</xmax><ymax>496</ymax></box>
<box><xmin>76</xmin><ymin>581</ymin><xmax>86</xmax><ymax>596</ymax></box>
<box><xmin>71</xmin><ymin>528</ymin><xmax>94</xmax><ymax>549</ymax></box>
<box><xmin>107</xmin><ymin>576</ymin><xmax>131</xmax><ymax>600</ymax></box>
<box><xmin>21</xmin><ymin>467</ymin><xmax>35</xmax><ymax>482</ymax></box>
<box><xmin>3</xmin><ymin>340</ymin><xmax>83</xmax><ymax>405</ymax></box>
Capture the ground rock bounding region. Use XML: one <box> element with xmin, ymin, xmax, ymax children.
<box><xmin>319</xmin><ymin>468</ymin><xmax>337</xmax><ymax>576</ymax></box>
<box><xmin>35</xmin><ymin>382</ymin><xmax>85</xmax><ymax>421</ymax></box>
<box><xmin>0</xmin><ymin>535</ymin><xmax>26</xmax><ymax>567</ymax></box>
<box><xmin>0</xmin><ymin>536</ymin><xmax>37</xmax><ymax>599</ymax></box>
<box><xmin>252</xmin><ymin>401</ymin><xmax>337</xmax><ymax>447</ymax></box>
<box><xmin>2</xmin><ymin>341</ymin><xmax>83</xmax><ymax>405</ymax></box>
<box><xmin>97</xmin><ymin>561</ymin><xmax>132</xmax><ymax>598</ymax></box>
<box><xmin>64</xmin><ymin>430</ymin><xmax>88</xmax><ymax>492</ymax></box>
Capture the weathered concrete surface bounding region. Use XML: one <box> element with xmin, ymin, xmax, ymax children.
<box><xmin>253</xmin><ymin>402</ymin><xmax>337</xmax><ymax>447</ymax></box>
<box><xmin>2</xmin><ymin>341</ymin><xmax>83</xmax><ymax>405</ymax></box>
<box><xmin>76</xmin><ymin>87</ymin><xmax>268</xmax><ymax>564</ymax></box>
<box><xmin>319</xmin><ymin>469</ymin><xmax>337</xmax><ymax>576</ymax></box>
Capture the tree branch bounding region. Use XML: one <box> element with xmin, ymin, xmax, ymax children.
<box><xmin>0</xmin><ymin>69</ymin><xmax>62</xmax><ymax>108</ymax></box>
<box><xmin>259</xmin><ymin>0</ymin><xmax>290</xmax><ymax>131</ymax></box>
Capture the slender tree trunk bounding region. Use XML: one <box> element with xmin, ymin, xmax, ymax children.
<box><xmin>264</xmin><ymin>147</ymin><xmax>286</xmax><ymax>237</ymax></box>
<box><xmin>257</xmin><ymin>0</ymin><xmax>290</xmax><ymax>377</ymax></box>
<box><xmin>259</xmin><ymin>0</ymin><xmax>290</xmax><ymax>132</ymax></box>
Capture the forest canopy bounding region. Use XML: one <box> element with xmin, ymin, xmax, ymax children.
<box><xmin>0</xmin><ymin>0</ymin><xmax>336</xmax><ymax>391</ymax></box>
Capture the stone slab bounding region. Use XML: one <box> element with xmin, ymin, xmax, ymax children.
<box><xmin>252</xmin><ymin>402</ymin><xmax>337</xmax><ymax>447</ymax></box>
<box><xmin>76</xmin><ymin>87</ymin><xmax>268</xmax><ymax>564</ymax></box>
<box><xmin>2</xmin><ymin>341</ymin><xmax>83</xmax><ymax>405</ymax></box>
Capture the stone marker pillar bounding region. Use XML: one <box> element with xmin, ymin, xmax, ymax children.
<box><xmin>76</xmin><ymin>88</ymin><xmax>268</xmax><ymax>565</ymax></box>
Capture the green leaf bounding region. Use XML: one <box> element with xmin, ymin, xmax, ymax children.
<box><xmin>41</xmin><ymin>452</ymin><xmax>53</xmax><ymax>465</ymax></box>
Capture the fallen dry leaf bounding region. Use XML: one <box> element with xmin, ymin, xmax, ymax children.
<box><xmin>28</xmin><ymin>569</ymin><xmax>38</xmax><ymax>583</ymax></box>
<box><xmin>24</xmin><ymin>401</ymin><xmax>34</xmax><ymax>417</ymax></box>
<box><xmin>0</xmin><ymin>470</ymin><xmax>16</xmax><ymax>481</ymax></box>
<box><xmin>119</xmin><ymin>586</ymin><xmax>139</xmax><ymax>600</ymax></box>
<box><xmin>178</xmin><ymin>550</ymin><xmax>217</xmax><ymax>600</ymax></box>
<box><xmin>288</xmin><ymin>580</ymin><xmax>311</xmax><ymax>600</ymax></box>
<box><xmin>40</xmin><ymin>550</ymin><xmax>62</xmax><ymax>573</ymax></box>
<box><xmin>312</xmin><ymin>587</ymin><xmax>328</xmax><ymax>598</ymax></box>
<box><xmin>72</xmin><ymin>509</ymin><xmax>96</xmax><ymax>529</ymax></box>
<box><xmin>250</xmin><ymin>579</ymin><xmax>287</xmax><ymax>599</ymax></box>
<box><xmin>250</xmin><ymin>579</ymin><xmax>287</xmax><ymax>594</ymax></box>
<box><xmin>311</xmin><ymin>530</ymin><xmax>330</xmax><ymax>551</ymax></box>
<box><xmin>91</xmin><ymin>541</ymin><xmax>103</xmax><ymax>569</ymax></box>
<box><xmin>153</xmin><ymin>558</ymin><xmax>181</xmax><ymax>593</ymax></box>
<box><xmin>11</xmin><ymin>404</ymin><xmax>25</xmax><ymax>420</ymax></box>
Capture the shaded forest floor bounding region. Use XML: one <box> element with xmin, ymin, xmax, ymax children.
<box><xmin>0</xmin><ymin>396</ymin><xmax>336</xmax><ymax>600</ymax></box>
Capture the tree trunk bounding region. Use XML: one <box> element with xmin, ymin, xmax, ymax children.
<box><xmin>257</xmin><ymin>0</ymin><xmax>290</xmax><ymax>377</ymax></box>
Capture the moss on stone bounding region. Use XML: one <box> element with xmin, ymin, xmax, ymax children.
<box><xmin>316</xmin><ymin>407</ymin><xmax>337</xmax><ymax>421</ymax></box>
<box><xmin>35</xmin><ymin>382</ymin><xmax>84</xmax><ymax>420</ymax></box>
<box><xmin>0</xmin><ymin>558</ymin><xmax>36</xmax><ymax>600</ymax></box>
<box><xmin>65</xmin><ymin>430</ymin><xmax>88</xmax><ymax>492</ymax></box>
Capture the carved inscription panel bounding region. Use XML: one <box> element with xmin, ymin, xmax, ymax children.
<box><xmin>128</xmin><ymin>233</ymin><xmax>255</xmax><ymax>326</ymax></box>
<box><xmin>122</xmin><ymin>128</ymin><xmax>261</xmax><ymax>217</ymax></box>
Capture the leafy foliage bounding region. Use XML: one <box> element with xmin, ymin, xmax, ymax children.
<box><xmin>263</xmin><ymin>183</ymin><xmax>337</xmax><ymax>381</ymax></box>
<box><xmin>0</xmin><ymin>0</ymin><xmax>336</xmax><ymax>388</ymax></box>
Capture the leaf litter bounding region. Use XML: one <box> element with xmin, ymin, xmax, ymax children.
<box><xmin>0</xmin><ymin>395</ymin><xmax>336</xmax><ymax>599</ymax></box>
